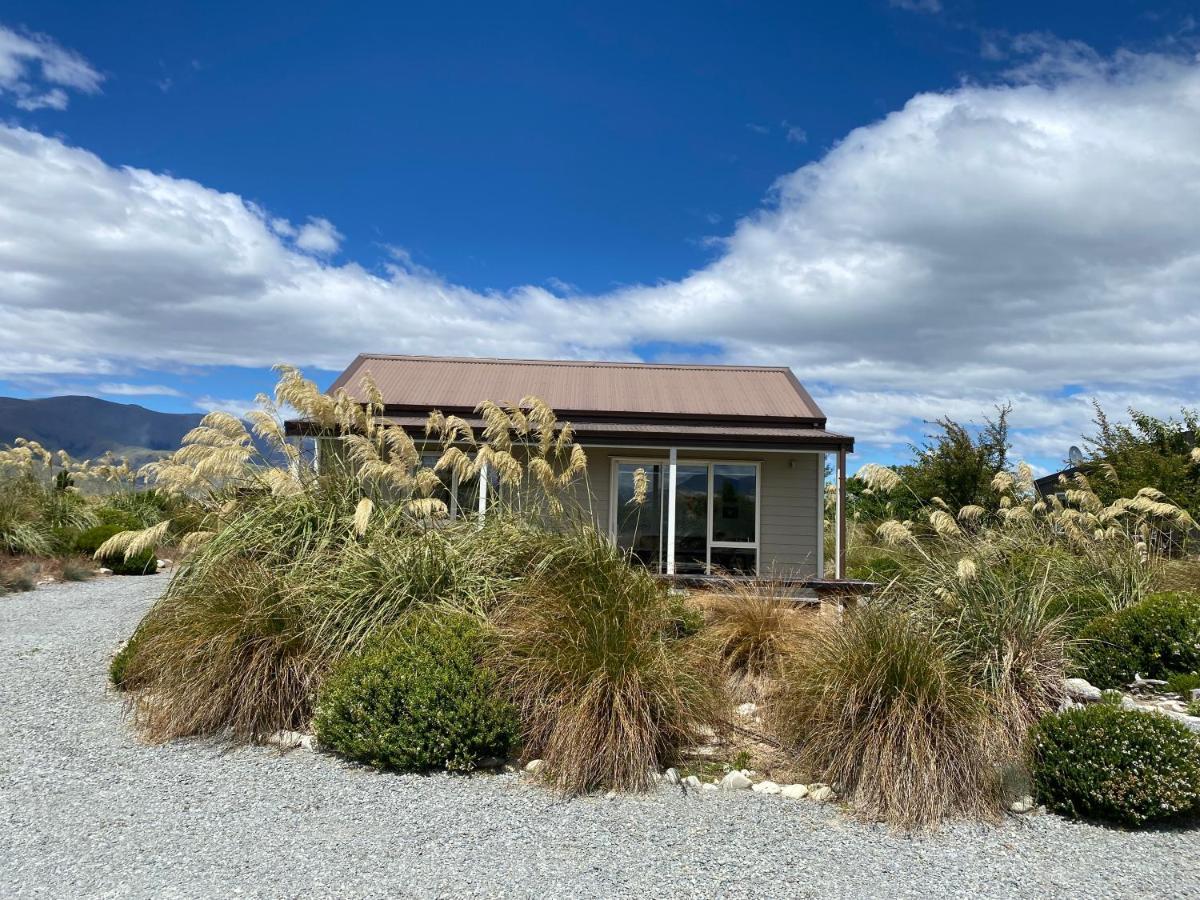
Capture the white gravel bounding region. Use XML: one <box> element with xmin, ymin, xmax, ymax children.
<box><xmin>2</xmin><ymin>576</ymin><xmax>1199</xmax><ymax>900</ymax></box>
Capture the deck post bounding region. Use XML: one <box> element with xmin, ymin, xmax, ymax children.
<box><xmin>666</xmin><ymin>447</ymin><xmax>677</xmax><ymax>575</ymax></box>
<box><xmin>478</xmin><ymin>461</ymin><xmax>488</xmax><ymax>526</ymax></box>
<box><xmin>835</xmin><ymin>448</ymin><xmax>847</xmax><ymax>580</ymax></box>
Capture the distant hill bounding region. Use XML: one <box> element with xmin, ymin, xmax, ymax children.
<box><xmin>0</xmin><ymin>396</ymin><xmax>206</xmax><ymax>465</ymax></box>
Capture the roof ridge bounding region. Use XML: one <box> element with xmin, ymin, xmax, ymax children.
<box><xmin>354</xmin><ymin>353</ymin><xmax>792</xmax><ymax>373</ymax></box>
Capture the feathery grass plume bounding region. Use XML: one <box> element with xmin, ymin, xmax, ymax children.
<box><xmin>476</xmin><ymin>400</ymin><xmax>515</xmax><ymax>454</ymax></box>
<box><xmin>991</xmin><ymin>470</ymin><xmax>1015</xmax><ymax>494</ymax></box>
<box><xmin>631</xmin><ymin>467</ymin><xmax>649</xmax><ymax>505</ymax></box>
<box><xmin>956</xmin><ymin>558</ymin><xmax>978</xmax><ymax>583</ymax></box>
<box><xmin>857</xmin><ymin>463</ymin><xmax>902</xmax><ymax>493</ymax></box>
<box><xmin>957</xmin><ymin>504</ymin><xmax>986</xmax><ymax>524</ymax></box>
<box><xmin>94</xmin><ymin>519</ymin><xmax>171</xmax><ymax>562</ymax></box>
<box><xmin>769</xmin><ymin>606</ymin><xmax>1003</xmax><ymax>828</ymax></box>
<box><xmin>488</xmin><ymin>526</ymin><xmax>723</xmax><ymax>794</ymax></box>
<box><xmin>1191</xmin><ymin>446</ymin><xmax>1200</xmax><ymax>465</ymax></box>
<box><xmin>179</xmin><ymin>530</ymin><xmax>215</xmax><ymax>554</ymax></box>
<box><xmin>876</xmin><ymin>520</ymin><xmax>916</xmax><ymax>547</ymax></box>
<box><xmin>928</xmin><ymin>510</ymin><xmax>961</xmax><ymax>537</ymax></box>
<box><xmin>353</xmin><ymin>498</ymin><xmax>374</xmax><ymax>536</ymax></box>
<box><xmin>1015</xmin><ymin>462</ymin><xmax>1035</xmax><ymax>494</ymax></box>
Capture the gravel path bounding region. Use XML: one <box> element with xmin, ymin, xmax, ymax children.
<box><xmin>2</xmin><ymin>576</ymin><xmax>1198</xmax><ymax>900</ymax></box>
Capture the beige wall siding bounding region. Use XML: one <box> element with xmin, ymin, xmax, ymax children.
<box><xmin>576</xmin><ymin>445</ymin><xmax>823</xmax><ymax>578</ymax></box>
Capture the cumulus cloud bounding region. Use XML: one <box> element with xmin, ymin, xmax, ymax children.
<box><xmin>0</xmin><ymin>25</ymin><xmax>102</xmax><ymax>111</ymax></box>
<box><xmin>95</xmin><ymin>383</ymin><xmax>184</xmax><ymax>397</ymax></box>
<box><xmin>294</xmin><ymin>217</ymin><xmax>342</xmax><ymax>255</ymax></box>
<box><xmin>0</xmin><ymin>41</ymin><xmax>1198</xmax><ymax>465</ymax></box>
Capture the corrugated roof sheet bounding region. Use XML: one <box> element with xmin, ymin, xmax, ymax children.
<box><xmin>330</xmin><ymin>354</ymin><xmax>825</xmax><ymax>422</ymax></box>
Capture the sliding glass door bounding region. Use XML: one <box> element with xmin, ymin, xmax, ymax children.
<box><xmin>612</xmin><ymin>459</ymin><xmax>759</xmax><ymax>575</ymax></box>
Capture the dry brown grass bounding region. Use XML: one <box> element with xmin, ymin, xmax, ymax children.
<box><xmin>694</xmin><ymin>577</ymin><xmax>815</xmax><ymax>700</ymax></box>
<box><xmin>768</xmin><ymin>606</ymin><xmax>1005</xmax><ymax>828</ymax></box>
<box><xmin>488</xmin><ymin>528</ymin><xmax>725</xmax><ymax>794</ymax></box>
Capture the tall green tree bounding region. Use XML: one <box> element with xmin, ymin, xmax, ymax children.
<box><xmin>1082</xmin><ymin>405</ymin><xmax>1200</xmax><ymax>514</ymax></box>
<box><xmin>901</xmin><ymin>405</ymin><xmax>1012</xmax><ymax>512</ymax></box>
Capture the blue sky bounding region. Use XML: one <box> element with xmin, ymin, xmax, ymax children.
<box><xmin>1</xmin><ymin>1</ymin><xmax>1199</xmax><ymax>471</ymax></box>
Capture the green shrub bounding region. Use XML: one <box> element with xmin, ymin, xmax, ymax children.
<box><xmin>314</xmin><ymin>616</ymin><xmax>518</xmax><ymax>773</ymax></box>
<box><xmin>109</xmin><ymin>628</ymin><xmax>145</xmax><ymax>689</ymax></box>
<box><xmin>1188</xmin><ymin>700</ymin><xmax>1200</xmax><ymax>717</ymax></box>
<box><xmin>75</xmin><ymin>524</ymin><xmax>158</xmax><ymax>576</ymax></box>
<box><xmin>94</xmin><ymin>508</ymin><xmax>142</xmax><ymax>529</ymax></box>
<box><xmin>1077</xmin><ymin>592</ymin><xmax>1200</xmax><ymax>688</ymax></box>
<box><xmin>1030</xmin><ymin>704</ymin><xmax>1200</xmax><ymax>826</ymax></box>
<box><xmin>1166</xmin><ymin>672</ymin><xmax>1200</xmax><ymax>697</ymax></box>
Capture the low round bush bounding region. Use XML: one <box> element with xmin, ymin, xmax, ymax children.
<box><xmin>1077</xmin><ymin>592</ymin><xmax>1200</xmax><ymax>688</ymax></box>
<box><xmin>1030</xmin><ymin>704</ymin><xmax>1200</xmax><ymax>826</ymax></box>
<box><xmin>313</xmin><ymin>616</ymin><xmax>518</xmax><ymax>773</ymax></box>
<box><xmin>109</xmin><ymin>628</ymin><xmax>144</xmax><ymax>689</ymax></box>
<box><xmin>74</xmin><ymin>524</ymin><xmax>158</xmax><ymax>576</ymax></box>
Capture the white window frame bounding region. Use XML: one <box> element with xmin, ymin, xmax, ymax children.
<box><xmin>608</xmin><ymin>456</ymin><xmax>761</xmax><ymax>575</ymax></box>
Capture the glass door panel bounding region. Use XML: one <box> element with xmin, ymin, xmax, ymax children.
<box><xmin>673</xmin><ymin>464</ymin><xmax>709</xmax><ymax>574</ymax></box>
<box><xmin>711</xmin><ymin>464</ymin><xmax>757</xmax><ymax>543</ymax></box>
<box><xmin>615</xmin><ymin>463</ymin><xmax>666</xmax><ymax>571</ymax></box>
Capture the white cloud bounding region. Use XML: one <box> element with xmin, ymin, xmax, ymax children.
<box><xmin>889</xmin><ymin>0</ymin><xmax>942</xmax><ymax>13</ymax></box>
<box><xmin>193</xmin><ymin>395</ymin><xmax>259</xmax><ymax>418</ymax></box>
<box><xmin>294</xmin><ymin>217</ymin><xmax>342</xmax><ymax>255</ymax></box>
<box><xmin>0</xmin><ymin>25</ymin><xmax>102</xmax><ymax>112</ymax></box>
<box><xmin>95</xmin><ymin>383</ymin><xmax>184</xmax><ymax>397</ymax></box>
<box><xmin>0</xmin><ymin>41</ymin><xmax>1198</xmax><ymax>466</ymax></box>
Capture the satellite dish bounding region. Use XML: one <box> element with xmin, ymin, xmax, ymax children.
<box><xmin>1068</xmin><ymin>446</ymin><xmax>1085</xmax><ymax>467</ymax></box>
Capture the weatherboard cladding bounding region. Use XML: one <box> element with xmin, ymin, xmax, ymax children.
<box><xmin>329</xmin><ymin>354</ymin><xmax>825</xmax><ymax>423</ymax></box>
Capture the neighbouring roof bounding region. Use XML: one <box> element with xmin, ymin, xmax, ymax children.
<box><xmin>295</xmin><ymin>354</ymin><xmax>853</xmax><ymax>451</ymax></box>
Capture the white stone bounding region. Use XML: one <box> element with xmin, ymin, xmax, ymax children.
<box><xmin>751</xmin><ymin>780</ymin><xmax>782</xmax><ymax>795</ymax></box>
<box><xmin>1192</xmin><ymin>688</ymin><xmax>1200</xmax><ymax>702</ymax></box>
<box><xmin>808</xmin><ymin>783</ymin><xmax>834</xmax><ymax>802</ymax></box>
<box><xmin>720</xmin><ymin>771</ymin><xmax>753</xmax><ymax>791</ymax></box>
<box><xmin>1064</xmin><ymin>678</ymin><xmax>1102</xmax><ymax>703</ymax></box>
<box><xmin>524</xmin><ymin>759</ymin><xmax>545</xmax><ymax>774</ymax></box>
<box><xmin>96</xmin><ymin>567</ymin><xmax>113</xmax><ymax>576</ymax></box>
<box><xmin>684</xmin><ymin>775</ymin><xmax>702</xmax><ymax>789</ymax></box>
<box><xmin>1010</xmin><ymin>795</ymin><xmax>1035</xmax><ymax>814</ymax></box>
<box><xmin>701</xmin><ymin>783</ymin><xmax>719</xmax><ymax>793</ymax></box>
<box><xmin>781</xmin><ymin>784</ymin><xmax>809</xmax><ymax>800</ymax></box>
<box><xmin>605</xmin><ymin>790</ymin><xmax>616</xmax><ymax>800</ymax></box>
<box><xmin>735</xmin><ymin>702</ymin><xmax>758</xmax><ymax>717</ymax></box>
<box><xmin>266</xmin><ymin>730</ymin><xmax>306</xmax><ymax>749</ymax></box>
<box><xmin>664</xmin><ymin>767</ymin><xmax>681</xmax><ymax>785</ymax></box>
<box><xmin>158</xmin><ymin>558</ymin><xmax>173</xmax><ymax>567</ymax></box>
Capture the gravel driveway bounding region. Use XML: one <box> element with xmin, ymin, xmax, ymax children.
<box><xmin>2</xmin><ymin>576</ymin><xmax>1198</xmax><ymax>900</ymax></box>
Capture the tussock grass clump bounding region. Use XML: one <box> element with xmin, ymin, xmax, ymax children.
<box><xmin>697</xmin><ymin>578</ymin><xmax>812</xmax><ymax>699</ymax></box>
<box><xmin>769</xmin><ymin>606</ymin><xmax>1004</xmax><ymax>827</ymax></box>
<box><xmin>489</xmin><ymin>528</ymin><xmax>724</xmax><ymax>795</ymax></box>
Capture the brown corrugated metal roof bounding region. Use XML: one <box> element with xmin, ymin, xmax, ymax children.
<box><xmin>329</xmin><ymin>354</ymin><xmax>825</xmax><ymax>423</ymax></box>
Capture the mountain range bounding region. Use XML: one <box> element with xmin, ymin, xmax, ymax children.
<box><xmin>0</xmin><ymin>396</ymin><xmax>206</xmax><ymax>465</ymax></box>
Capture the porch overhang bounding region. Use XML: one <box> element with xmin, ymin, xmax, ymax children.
<box><xmin>284</xmin><ymin>413</ymin><xmax>854</xmax><ymax>453</ymax></box>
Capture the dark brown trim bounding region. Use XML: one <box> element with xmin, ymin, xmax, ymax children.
<box><xmin>376</xmin><ymin>402</ymin><xmax>826</xmax><ymax>429</ymax></box>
